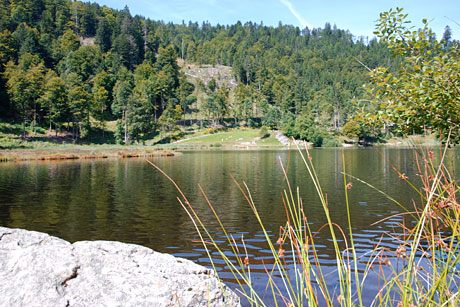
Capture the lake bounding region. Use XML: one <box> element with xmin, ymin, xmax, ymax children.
<box><xmin>0</xmin><ymin>148</ymin><xmax>458</xmax><ymax>305</ymax></box>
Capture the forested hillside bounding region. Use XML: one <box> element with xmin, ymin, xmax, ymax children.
<box><xmin>0</xmin><ymin>0</ymin><xmax>396</xmax><ymax>144</ymax></box>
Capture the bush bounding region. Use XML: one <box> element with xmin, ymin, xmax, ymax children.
<box><xmin>309</xmin><ymin>128</ymin><xmax>325</xmax><ymax>147</ymax></box>
<box><xmin>322</xmin><ymin>137</ymin><xmax>342</xmax><ymax>147</ymax></box>
<box><xmin>205</xmin><ymin>128</ymin><xmax>217</xmax><ymax>134</ymax></box>
<box><xmin>342</xmin><ymin>120</ymin><xmax>361</xmax><ymax>139</ymax></box>
<box><xmin>247</xmin><ymin>118</ymin><xmax>258</xmax><ymax>128</ymax></box>
<box><xmin>259</xmin><ymin>126</ymin><xmax>270</xmax><ymax>139</ymax></box>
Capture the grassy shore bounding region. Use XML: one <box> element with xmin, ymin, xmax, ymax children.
<box><xmin>0</xmin><ymin>122</ymin><xmax>285</xmax><ymax>161</ymax></box>
<box><xmin>162</xmin><ymin>127</ymin><xmax>285</xmax><ymax>150</ymax></box>
<box><xmin>0</xmin><ymin>145</ymin><xmax>175</xmax><ymax>162</ymax></box>
<box><xmin>1</xmin><ymin>120</ymin><xmax>442</xmax><ymax>162</ymax></box>
<box><xmin>0</xmin><ymin>122</ymin><xmax>175</xmax><ymax>162</ymax></box>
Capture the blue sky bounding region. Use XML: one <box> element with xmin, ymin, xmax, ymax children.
<box><xmin>91</xmin><ymin>0</ymin><xmax>460</xmax><ymax>40</ymax></box>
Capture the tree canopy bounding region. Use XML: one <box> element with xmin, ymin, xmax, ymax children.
<box><xmin>1</xmin><ymin>1</ymin><xmax>454</xmax><ymax>145</ymax></box>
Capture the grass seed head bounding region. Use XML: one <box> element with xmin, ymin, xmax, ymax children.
<box><xmin>278</xmin><ymin>248</ymin><xmax>285</xmax><ymax>257</ymax></box>
<box><xmin>396</xmin><ymin>245</ymin><xmax>407</xmax><ymax>258</ymax></box>
<box><xmin>337</xmin><ymin>295</ymin><xmax>344</xmax><ymax>304</ymax></box>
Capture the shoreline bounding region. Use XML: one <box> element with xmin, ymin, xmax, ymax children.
<box><xmin>0</xmin><ymin>146</ymin><xmax>175</xmax><ymax>162</ymax></box>
<box><xmin>1</xmin><ymin>141</ymin><xmax>444</xmax><ymax>162</ymax></box>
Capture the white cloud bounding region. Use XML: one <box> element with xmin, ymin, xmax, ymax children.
<box><xmin>280</xmin><ymin>0</ymin><xmax>313</xmax><ymax>29</ymax></box>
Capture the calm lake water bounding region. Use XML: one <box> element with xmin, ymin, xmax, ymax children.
<box><xmin>0</xmin><ymin>148</ymin><xmax>459</xmax><ymax>305</ymax></box>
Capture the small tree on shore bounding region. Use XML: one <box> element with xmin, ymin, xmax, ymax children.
<box><xmin>342</xmin><ymin>120</ymin><xmax>361</xmax><ymax>140</ymax></box>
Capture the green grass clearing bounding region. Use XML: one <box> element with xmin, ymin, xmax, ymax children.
<box><xmin>173</xmin><ymin>128</ymin><xmax>283</xmax><ymax>148</ymax></box>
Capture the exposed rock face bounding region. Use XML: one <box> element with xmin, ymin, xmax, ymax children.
<box><xmin>0</xmin><ymin>227</ymin><xmax>240</xmax><ymax>307</ymax></box>
<box><xmin>275</xmin><ymin>131</ymin><xmax>290</xmax><ymax>146</ymax></box>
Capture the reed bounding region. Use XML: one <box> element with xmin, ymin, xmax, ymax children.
<box><xmin>148</xmin><ymin>141</ymin><xmax>460</xmax><ymax>306</ymax></box>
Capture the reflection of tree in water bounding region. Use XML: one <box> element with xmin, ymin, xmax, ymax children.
<box><xmin>0</xmin><ymin>149</ymin><xmax>458</xmax><ymax>304</ymax></box>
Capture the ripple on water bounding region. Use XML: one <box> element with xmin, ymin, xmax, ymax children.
<box><xmin>1</xmin><ymin>149</ymin><xmax>454</xmax><ymax>306</ymax></box>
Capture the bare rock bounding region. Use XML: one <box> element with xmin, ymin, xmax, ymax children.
<box><xmin>0</xmin><ymin>227</ymin><xmax>240</xmax><ymax>307</ymax></box>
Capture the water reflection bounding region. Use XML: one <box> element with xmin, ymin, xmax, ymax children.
<box><xmin>0</xmin><ymin>148</ymin><xmax>458</xmax><ymax>305</ymax></box>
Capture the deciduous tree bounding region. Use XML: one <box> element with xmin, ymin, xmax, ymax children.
<box><xmin>41</xmin><ymin>71</ymin><xmax>68</xmax><ymax>135</ymax></box>
<box><xmin>5</xmin><ymin>53</ymin><xmax>46</xmax><ymax>137</ymax></box>
<box><xmin>360</xmin><ymin>8</ymin><xmax>460</xmax><ymax>144</ymax></box>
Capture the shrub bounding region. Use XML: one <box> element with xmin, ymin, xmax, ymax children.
<box><xmin>322</xmin><ymin>137</ymin><xmax>342</xmax><ymax>147</ymax></box>
<box><xmin>259</xmin><ymin>126</ymin><xmax>270</xmax><ymax>139</ymax></box>
<box><xmin>205</xmin><ymin>128</ymin><xmax>217</xmax><ymax>134</ymax></box>
<box><xmin>342</xmin><ymin>120</ymin><xmax>361</xmax><ymax>139</ymax></box>
<box><xmin>307</xmin><ymin>126</ymin><xmax>328</xmax><ymax>147</ymax></box>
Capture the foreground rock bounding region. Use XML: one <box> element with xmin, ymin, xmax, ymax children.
<box><xmin>0</xmin><ymin>227</ymin><xmax>240</xmax><ymax>307</ymax></box>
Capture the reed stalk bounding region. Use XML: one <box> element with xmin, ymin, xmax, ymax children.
<box><xmin>148</xmin><ymin>142</ymin><xmax>460</xmax><ymax>306</ymax></box>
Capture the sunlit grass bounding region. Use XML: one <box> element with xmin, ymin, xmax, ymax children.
<box><xmin>175</xmin><ymin>128</ymin><xmax>282</xmax><ymax>148</ymax></box>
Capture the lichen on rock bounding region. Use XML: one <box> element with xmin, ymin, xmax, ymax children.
<box><xmin>0</xmin><ymin>227</ymin><xmax>240</xmax><ymax>307</ymax></box>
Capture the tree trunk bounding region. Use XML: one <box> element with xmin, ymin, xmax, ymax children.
<box><xmin>23</xmin><ymin>115</ymin><xmax>26</xmax><ymax>139</ymax></box>
<box><xmin>87</xmin><ymin>112</ymin><xmax>91</xmax><ymax>141</ymax></box>
<box><xmin>101</xmin><ymin>107</ymin><xmax>105</xmax><ymax>140</ymax></box>
<box><xmin>33</xmin><ymin>108</ymin><xmax>36</xmax><ymax>136</ymax></box>
<box><xmin>337</xmin><ymin>108</ymin><xmax>341</xmax><ymax>130</ymax></box>
<box><xmin>123</xmin><ymin>110</ymin><xmax>128</xmax><ymax>144</ymax></box>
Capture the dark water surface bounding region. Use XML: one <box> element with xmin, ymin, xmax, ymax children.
<box><xmin>1</xmin><ymin>148</ymin><xmax>459</xmax><ymax>305</ymax></box>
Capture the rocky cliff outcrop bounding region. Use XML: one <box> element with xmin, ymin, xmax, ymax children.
<box><xmin>0</xmin><ymin>227</ymin><xmax>240</xmax><ymax>307</ymax></box>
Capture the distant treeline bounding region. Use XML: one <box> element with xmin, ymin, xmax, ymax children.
<box><xmin>0</xmin><ymin>0</ymin><xmax>396</xmax><ymax>143</ymax></box>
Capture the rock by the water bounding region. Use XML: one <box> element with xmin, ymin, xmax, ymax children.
<box><xmin>0</xmin><ymin>227</ymin><xmax>240</xmax><ymax>307</ymax></box>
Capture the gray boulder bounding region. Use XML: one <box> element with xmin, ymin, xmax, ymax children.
<box><xmin>0</xmin><ymin>227</ymin><xmax>240</xmax><ymax>307</ymax></box>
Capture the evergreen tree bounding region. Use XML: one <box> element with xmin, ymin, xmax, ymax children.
<box><xmin>92</xmin><ymin>70</ymin><xmax>113</xmax><ymax>140</ymax></box>
<box><xmin>65</xmin><ymin>72</ymin><xmax>91</xmax><ymax>140</ymax></box>
<box><xmin>0</xmin><ymin>0</ymin><xmax>399</xmax><ymax>144</ymax></box>
<box><xmin>127</xmin><ymin>79</ymin><xmax>156</xmax><ymax>142</ymax></box>
<box><xmin>112</xmin><ymin>67</ymin><xmax>133</xmax><ymax>143</ymax></box>
<box><xmin>442</xmin><ymin>25</ymin><xmax>452</xmax><ymax>48</ymax></box>
<box><xmin>95</xmin><ymin>18</ymin><xmax>112</xmax><ymax>53</ymax></box>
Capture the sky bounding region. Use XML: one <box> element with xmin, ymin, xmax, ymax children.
<box><xmin>91</xmin><ymin>0</ymin><xmax>460</xmax><ymax>40</ymax></box>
